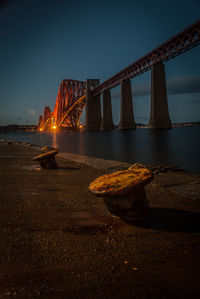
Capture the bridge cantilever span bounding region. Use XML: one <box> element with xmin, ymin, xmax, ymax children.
<box><xmin>92</xmin><ymin>19</ymin><xmax>200</xmax><ymax>96</ymax></box>
<box><xmin>39</xmin><ymin>20</ymin><xmax>200</xmax><ymax>131</ymax></box>
<box><xmin>84</xmin><ymin>19</ymin><xmax>200</xmax><ymax>130</ymax></box>
<box><xmin>39</xmin><ymin>79</ymin><xmax>86</xmax><ymax>130</ymax></box>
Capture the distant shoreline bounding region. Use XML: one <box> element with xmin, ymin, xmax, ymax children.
<box><xmin>0</xmin><ymin>122</ymin><xmax>200</xmax><ymax>132</ymax></box>
<box><xmin>0</xmin><ymin>125</ymin><xmax>37</xmax><ymax>132</ymax></box>
<box><xmin>137</xmin><ymin>122</ymin><xmax>200</xmax><ymax>128</ymax></box>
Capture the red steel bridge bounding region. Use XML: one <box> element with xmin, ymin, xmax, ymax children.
<box><xmin>39</xmin><ymin>80</ymin><xmax>86</xmax><ymax>131</ymax></box>
<box><xmin>39</xmin><ymin>19</ymin><xmax>200</xmax><ymax>131</ymax></box>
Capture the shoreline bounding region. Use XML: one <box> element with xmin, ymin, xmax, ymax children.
<box><xmin>1</xmin><ymin>126</ymin><xmax>200</xmax><ymax>175</ymax></box>
<box><xmin>0</xmin><ymin>122</ymin><xmax>200</xmax><ymax>132</ymax></box>
<box><xmin>0</xmin><ymin>139</ymin><xmax>131</xmax><ymax>171</ymax></box>
<box><xmin>1</xmin><ymin>138</ymin><xmax>189</xmax><ymax>174</ymax></box>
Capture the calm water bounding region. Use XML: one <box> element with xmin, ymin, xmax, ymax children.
<box><xmin>1</xmin><ymin>127</ymin><xmax>200</xmax><ymax>173</ymax></box>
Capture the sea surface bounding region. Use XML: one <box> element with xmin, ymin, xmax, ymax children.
<box><xmin>1</xmin><ymin>127</ymin><xmax>200</xmax><ymax>174</ymax></box>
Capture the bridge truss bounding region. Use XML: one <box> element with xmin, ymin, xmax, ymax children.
<box><xmin>92</xmin><ymin>19</ymin><xmax>200</xmax><ymax>96</ymax></box>
<box><xmin>39</xmin><ymin>79</ymin><xmax>86</xmax><ymax>130</ymax></box>
<box><xmin>38</xmin><ymin>19</ymin><xmax>200</xmax><ymax>130</ymax></box>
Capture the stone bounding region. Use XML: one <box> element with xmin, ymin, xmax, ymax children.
<box><xmin>148</xmin><ymin>62</ymin><xmax>172</xmax><ymax>129</ymax></box>
<box><xmin>85</xmin><ymin>79</ymin><xmax>101</xmax><ymax>131</ymax></box>
<box><xmin>101</xmin><ymin>89</ymin><xmax>115</xmax><ymax>131</ymax></box>
<box><xmin>148</xmin><ymin>164</ymin><xmax>186</xmax><ymax>175</ymax></box>
<box><xmin>118</xmin><ymin>78</ymin><xmax>136</xmax><ymax>130</ymax></box>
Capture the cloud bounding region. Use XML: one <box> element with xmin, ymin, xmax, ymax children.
<box><xmin>16</xmin><ymin>117</ymin><xmax>23</xmax><ymax>121</ymax></box>
<box><xmin>167</xmin><ymin>77</ymin><xmax>200</xmax><ymax>95</ymax></box>
<box><xmin>133</xmin><ymin>82</ymin><xmax>150</xmax><ymax>96</ymax></box>
<box><xmin>184</xmin><ymin>98</ymin><xmax>200</xmax><ymax>104</ymax></box>
<box><xmin>112</xmin><ymin>76</ymin><xmax>200</xmax><ymax>98</ymax></box>
<box><xmin>136</xmin><ymin>116</ymin><xmax>148</xmax><ymax>121</ymax></box>
<box><xmin>112</xmin><ymin>81</ymin><xmax>150</xmax><ymax>98</ymax></box>
<box><xmin>27</xmin><ymin>109</ymin><xmax>37</xmax><ymax>116</ymax></box>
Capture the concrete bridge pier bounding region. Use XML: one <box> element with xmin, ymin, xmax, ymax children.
<box><xmin>118</xmin><ymin>78</ymin><xmax>136</xmax><ymax>130</ymax></box>
<box><xmin>85</xmin><ymin>79</ymin><xmax>101</xmax><ymax>131</ymax></box>
<box><xmin>148</xmin><ymin>62</ymin><xmax>172</xmax><ymax>129</ymax></box>
<box><xmin>101</xmin><ymin>89</ymin><xmax>115</xmax><ymax>131</ymax></box>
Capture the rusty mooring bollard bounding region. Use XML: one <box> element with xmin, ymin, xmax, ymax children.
<box><xmin>89</xmin><ymin>163</ymin><xmax>152</xmax><ymax>224</ymax></box>
<box><xmin>32</xmin><ymin>149</ymin><xmax>59</xmax><ymax>169</ymax></box>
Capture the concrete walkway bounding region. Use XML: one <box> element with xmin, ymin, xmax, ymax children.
<box><xmin>58</xmin><ymin>152</ymin><xmax>131</xmax><ymax>171</ymax></box>
<box><xmin>0</xmin><ymin>140</ymin><xmax>200</xmax><ymax>298</ymax></box>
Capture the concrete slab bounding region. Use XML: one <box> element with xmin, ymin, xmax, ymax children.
<box><xmin>58</xmin><ymin>152</ymin><xmax>131</xmax><ymax>171</ymax></box>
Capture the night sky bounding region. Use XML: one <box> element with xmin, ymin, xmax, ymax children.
<box><xmin>0</xmin><ymin>0</ymin><xmax>200</xmax><ymax>125</ymax></box>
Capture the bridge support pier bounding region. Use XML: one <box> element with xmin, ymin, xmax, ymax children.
<box><xmin>148</xmin><ymin>62</ymin><xmax>172</xmax><ymax>129</ymax></box>
<box><xmin>85</xmin><ymin>79</ymin><xmax>101</xmax><ymax>131</ymax></box>
<box><xmin>118</xmin><ymin>78</ymin><xmax>136</xmax><ymax>130</ymax></box>
<box><xmin>101</xmin><ymin>89</ymin><xmax>115</xmax><ymax>131</ymax></box>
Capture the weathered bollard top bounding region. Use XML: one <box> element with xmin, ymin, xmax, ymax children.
<box><xmin>32</xmin><ymin>149</ymin><xmax>59</xmax><ymax>169</ymax></box>
<box><xmin>32</xmin><ymin>149</ymin><xmax>59</xmax><ymax>162</ymax></box>
<box><xmin>41</xmin><ymin>146</ymin><xmax>53</xmax><ymax>152</ymax></box>
<box><xmin>89</xmin><ymin>163</ymin><xmax>152</xmax><ymax>197</ymax></box>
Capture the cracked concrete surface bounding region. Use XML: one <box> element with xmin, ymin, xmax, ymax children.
<box><xmin>0</xmin><ymin>140</ymin><xmax>200</xmax><ymax>298</ymax></box>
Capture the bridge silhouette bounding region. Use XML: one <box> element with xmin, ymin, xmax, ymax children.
<box><xmin>39</xmin><ymin>19</ymin><xmax>200</xmax><ymax>131</ymax></box>
<box><xmin>39</xmin><ymin>80</ymin><xmax>86</xmax><ymax>131</ymax></box>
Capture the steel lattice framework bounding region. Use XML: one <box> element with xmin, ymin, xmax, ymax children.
<box><xmin>40</xmin><ymin>106</ymin><xmax>52</xmax><ymax>130</ymax></box>
<box><xmin>40</xmin><ymin>79</ymin><xmax>86</xmax><ymax>130</ymax></box>
<box><xmin>92</xmin><ymin>19</ymin><xmax>200</xmax><ymax>96</ymax></box>
<box><xmin>38</xmin><ymin>19</ymin><xmax>200</xmax><ymax>130</ymax></box>
<box><xmin>53</xmin><ymin>79</ymin><xmax>86</xmax><ymax>128</ymax></box>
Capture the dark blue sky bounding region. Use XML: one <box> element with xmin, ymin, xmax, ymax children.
<box><xmin>0</xmin><ymin>0</ymin><xmax>200</xmax><ymax>125</ymax></box>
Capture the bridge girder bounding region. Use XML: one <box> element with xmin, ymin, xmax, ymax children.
<box><xmin>40</xmin><ymin>80</ymin><xmax>86</xmax><ymax>130</ymax></box>
<box><xmin>92</xmin><ymin>19</ymin><xmax>200</xmax><ymax>96</ymax></box>
<box><xmin>53</xmin><ymin>79</ymin><xmax>86</xmax><ymax>128</ymax></box>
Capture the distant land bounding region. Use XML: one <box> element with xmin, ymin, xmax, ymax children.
<box><xmin>0</xmin><ymin>124</ymin><xmax>37</xmax><ymax>132</ymax></box>
<box><xmin>0</xmin><ymin>122</ymin><xmax>200</xmax><ymax>132</ymax></box>
<box><xmin>136</xmin><ymin>121</ymin><xmax>200</xmax><ymax>128</ymax></box>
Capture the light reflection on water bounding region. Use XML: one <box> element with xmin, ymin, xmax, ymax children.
<box><xmin>0</xmin><ymin>127</ymin><xmax>200</xmax><ymax>173</ymax></box>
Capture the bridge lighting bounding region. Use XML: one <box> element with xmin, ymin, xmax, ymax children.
<box><xmin>39</xmin><ymin>128</ymin><xmax>43</xmax><ymax>132</ymax></box>
<box><xmin>52</xmin><ymin>125</ymin><xmax>57</xmax><ymax>130</ymax></box>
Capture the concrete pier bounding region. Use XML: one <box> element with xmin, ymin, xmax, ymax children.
<box><xmin>1</xmin><ymin>141</ymin><xmax>200</xmax><ymax>297</ymax></box>
<box><xmin>85</xmin><ymin>79</ymin><xmax>101</xmax><ymax>131</ymax></box>
<box><xmin>101</xmin><ymin>89</ymin><xmax>115</xmax><ymax>131</ymax></box>
<box><xmin>148</xmin><ymin>62</ymin><xmax>172</xmax><ymax>129</ymax></box>
<box><xmin>118</xmin><ymin>78</ymin><xmax>136</xmax><ymax>130</ymax></box>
